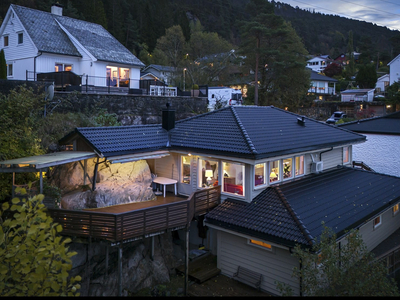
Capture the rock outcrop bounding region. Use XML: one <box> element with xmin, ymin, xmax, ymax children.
<box><xmin>48</xmin><ymin>158</ymin><xmax>156</xmax><ymax>209</ymax></box>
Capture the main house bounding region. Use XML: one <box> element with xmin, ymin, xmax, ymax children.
<box><xmin>56</xmin><ymin>105</ymin><xmax>400</xmax><ymax>295</ymax></box>
<box><xmin>0</xmin><ymin>4</ymin><xmax>144</xmax><ymax>88</ymax></box>
<box><xmin>2</xmin><ymin>105</ymin><xmax>399</xmax><ymax>296</ymax></box>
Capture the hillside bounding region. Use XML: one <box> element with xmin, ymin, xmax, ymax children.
<box><xmin>1</xmin><ymin>0</ymin><xmax>399</xmax><ymax>64</ymax></box>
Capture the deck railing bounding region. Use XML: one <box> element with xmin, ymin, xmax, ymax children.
<box><xmin>47</xmin><ymin>186</ymin><xmax>221</xmax><ymax>242</ymax></box>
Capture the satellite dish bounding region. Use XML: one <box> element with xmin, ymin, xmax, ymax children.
<box><xmin>45</xmin><ymin>83</ymin><xmax>54</xmax><ymax>102</ymax></box>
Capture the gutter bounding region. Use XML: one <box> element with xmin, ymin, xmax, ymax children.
<box><xmin>33</xmin><ymin>51</ymin><xmax>43</xmax><ymax>80</ymax></box>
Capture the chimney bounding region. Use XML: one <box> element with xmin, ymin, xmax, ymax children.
<box><xmin>162</xmin><ymin>103</ymin><xmax>175</xmax><ymax>131</ymax></box>
<box><xmin>297</xmin><ymin>116</ymin><xmax>306</xmax><ymax>126</ymax></box>
<box><xmin>51</xmin><ymin>3</ymin><xmax>63</xmax><ymax>16</ymax></box>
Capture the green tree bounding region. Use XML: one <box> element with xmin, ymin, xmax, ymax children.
<box><xmin>0</xmin><ymin>188</ymin><xmax>81</xmax><ymax>296</ymax></box>
<box><xmin>355</xmin><ymin>64</ymin><xmax>377</xmax><ymax>88</ymax></box>
<box><xmin>345</xmin><ymin>30</ymin><xmax>355</xmax><ymax>79</ymax></box>
<box><xmin>0</xmin><ymin>49</ymin><xmax>6</xmax><ymax>79</ymax></box>
<box><xmin>385</xmin><ymin>81</ymin><xmax>400</xmax><ymax>107</ymax></box>
<box><xmin>276</xmin><ymin>225</ymin><xmax>399</xmax><ymax>296</ymax></box>
<box><xmin>154</xmin><ymin>25</ymin><xmax>186</xmax><ymax>68</ymax></box>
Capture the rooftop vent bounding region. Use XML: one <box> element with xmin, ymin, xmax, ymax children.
<box><xmin>297</xmin><ymin>116</ymin><xmax>306</xmax><ymax>126</ymax></box>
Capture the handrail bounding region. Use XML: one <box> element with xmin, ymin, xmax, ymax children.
<box><xmin>47</xmin><ymin>186</ymin><xmax>221</xmax><ymax>242</ymax></box>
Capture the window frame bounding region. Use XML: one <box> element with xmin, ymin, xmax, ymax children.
<box><xmin>266</xmin><ymin>155</ymin><xmax>305</xmax><ymax>186</ymax></box>
<box><xmin>3</xmin><ymin>35</ymin><xmax>9</xmax><ymax>47</ymax></box>
<box><xmin>222</xmin><ymin>161</ymin><xmax>245</xmax><ymax>197</ymax></box>
<box><xmin>17</xmin><ymin>32</ymin><xmax>23</xmax><ymax>44</ymax></box>
<box><xmin>373</xmin><ymin>215</ymin><xmax>382</xmax><ymax>229</ymax></box>
<box><xmin>55</xmin><ymin>63</ymin><xmax>73</xmax><ymax>72</ymax></box>
<box><xmin>180</xmin><ymin>155</ymin><xmax>191</xmax><ymax>185</ymax></box>
<box><xmin>198</xmin><ymin>158</ymin><xmax>219</xmax><ymax>189</ymax></box>
<box><xmin>254</xmin><ymin>163</ymin><xmax>266</xmax><ymax>188</ymax></box>
<box><xmin>393</xmin><ymin>204</ymin><xmax>399</xmax><ymax>216</ymax></box>
<box><xmin>7</xmin><ymin>63</ymin><xmax>13</xmax><ymax>77</ymax></box>
<box><xmin>343</xmin><ymin>146</ymin><xmax>350</xmax><ymax>164</ymax></box>
<box><xmin>248</xmin><ymin>239</ymin><xmax>274</xmax><ymax>253</ymax></box>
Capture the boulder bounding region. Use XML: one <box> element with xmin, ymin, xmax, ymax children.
<box><xmin>48</xmin><ymin>158</ymin><xmax>156</xmax><ymax>209</ymax></box>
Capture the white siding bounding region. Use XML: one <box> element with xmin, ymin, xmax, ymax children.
<box><xmin>352</xmin><ymin>134</ymin><xmax>400</xmax><ymax>177</ymax></box>
<box><xmin>2</xmin><ymin>11</ymin><xmax>37</xmax><ymax>80</ymax></box>
<box><xmin>217</xmin><ymin>230</ymin><xmax>300</xmax><ymax>296</ymax></box>
<box><xmin>358</xmin><ymin>202</ymin><xmax>400</xmax><ymax>251</ymax></box>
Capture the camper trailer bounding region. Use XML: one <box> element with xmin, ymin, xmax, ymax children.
<box><xmin>208</xmin><ymin>86</ymin><xmax>243</xmax><ymax>111</ymax></box>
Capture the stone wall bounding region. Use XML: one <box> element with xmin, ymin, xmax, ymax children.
<box><xmin>50</xmin><ymin>92</ymin><xmax>208</xmax><ymax>125</ymax></box>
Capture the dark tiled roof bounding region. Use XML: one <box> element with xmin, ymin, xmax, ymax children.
<box><xmin>60</xmin><ymin>106</ymin><xmax>365</xmax><ymax>159</ymax></box>
<box><xmin>142</xmin><ymin>65</ymin><xmax>176</xmax><ymax>72</ymax></box>
<box><xmin>71</xmin><ymin>125</ymin><xmax>168</xmax><ymax>157</ymax></box>
<box><xmin>12</xmin><ymin>5</ymin><xmax>144</xmax><ymax>67</ymax></box>
<box><xmin>310</xmin><ymin>70</ymin><xmax>338</xmax><ymax>82</ymax></box>
<box><xmin>338</xmin><ymin>111</ymin><xmax>400</xmax><ymax>135</ymax></box>
<box><xmin>205</xmin><ymin>167</ymin><xmax>400</xmax><ymax>247</ymax></box>
<box><xmin>171</xmin><ymin>106</ymin><xmax>365</xmax><ymax>159</ymax></box>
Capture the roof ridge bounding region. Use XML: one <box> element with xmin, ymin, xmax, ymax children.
<box><xmin>231</xmin><ymin>107</ymin><xmax>258</xmax><ymax>154</ymax></box>
<box><xmin>274</xmin><ymin>186</ymin><xmax>314</xmax><ymax>246</ymax></box>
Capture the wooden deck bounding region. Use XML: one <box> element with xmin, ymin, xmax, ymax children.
<box><xmin>47</xmin><ymin>186</ymin><xmax>221</xmax><ymax>243</ymax></box>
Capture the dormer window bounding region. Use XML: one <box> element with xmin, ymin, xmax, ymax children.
<box><xmin>17</xmin><ymin>32</ymin><xmax>23</xmax><ymax>44</ymax></box>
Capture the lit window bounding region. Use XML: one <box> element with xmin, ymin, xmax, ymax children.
<box><xmin>181</xmin><ymin>156</ymin><xmax>191</xmax><ymax>184</ymax></box>
<box><xmin>343</xmin><ymin>146</ymin><xmax>349</xmax><ymax>163</ymax></box>
<box><xmin>222</xmin><ymin>162</ymin><xmax>244</xmax><ymax>196</ymax></box>
<box><xmin>295</xmin><ymin>156</ymin><xmax>304</xmax><ymax>176</ymax></box>
<box><xmin>373</xmin><ymin>215</ymin><xmax>381</xmax><ymax>229</ymax></box>
<box><xmin>198</xmin><ymin>159</ymin><xmax>218</xmax><ymax>188</ymax></box>
<box><xmin>4</xmin><ymin>36</ymin><xmax>9</xmax><ymax>47</ymax></box>
<box><xmin>255</xmin><ymin>163</ymin><xmax>265</xmax><ymax>187</ymax></box>
<box><xmin>7</xmin><ymin>63</ymin><xmax>13</xmax><ymax>77</ymax></box>
<box><xmin>55</xmin><ymin>63</ymin><xmax>72</xmax><ymax>72</ymax></box>
<box><xmin>393</xmin><ymin>204</ymin><xmax>399</xmax><ymax>216</ymax></box>
<box><xmin>18</xmin><ymin>32</ymin><xmax>23</xmax><ymax>44</ymax></box>
<box><xmin>269</xmin><ymin>160</ymin><xmax>280</xmax><ymax>183</ymax></box>
<box><xmin>283</xmin><ymin>158</ymin><xmax>293</xmax><ymax>180</ymax></box>
<box><xmin>249</xmin><ymin>239</ymin><xmax>272</xmax><ymax>250</ymax></box>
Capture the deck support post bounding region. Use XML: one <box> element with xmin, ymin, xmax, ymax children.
<box><xmin>105</xmin><ymin>243</ymin><xmax>109</xmax><ymax>278</ymax></box>
<box><xmin>92</xmin><ymin>157</ymin><xmax>99</xmax><ymax>191</ymax></box>
<box><xmin>118</xmin><ymin>244</ymin><xmax>123</xmax><ymax>296</ymax></box>
<box><xmin>184</xmin><ymin>225</ymin><xmax>190</xmax><ymax>296</ymax></box>
<box><xmin>151</xmin><ymin>236</ymin><xmax>155</xmax><ymax>260</ymax></box>
<box><xmin>39</xmin><ymin>169</ymin><xmax>43</xmax><ymax>194</ymax></box>
<box><xmin>86</xmin><ymin>237</ymin><xmax>91</xmax><ymax>293</ymax></box>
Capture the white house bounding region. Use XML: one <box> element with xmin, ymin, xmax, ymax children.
<box><xmin>306</xmin><ymin>55</ymin><xmax>331</xmax><ymax>72</ymax></box>
<box><xmin>375</xmin><ymin>74</ymin><xmax>390</xmax><ymax>94</ymax></box>
<box><xmin>341</xmin><ymin>89</ymin><xmax>375</xmax><ymax>102</ymax></box>
<box><xmin>0</xmin><ymin>4</ymin><xmax>144</xmax><ymax>88</ymax></box>
<box><xmin>140</xmin><ymin>64</ymin><xmax>177</xmax><ymax>85</ymax></box>
<box><xmin>388</xmin><ymin>54</ymin><xmax>400</xmax><ymax>85</ymax></box>
<box><xmin>309</xmin><ymin>70</ymin><xmax>338</xmax><ymax>100</ymax></box>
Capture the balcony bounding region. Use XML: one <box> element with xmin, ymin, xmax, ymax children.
<box><xmin>46</xmin><ymin>186</ymin><xmax>221</xmax><ymax>243</ymax></box>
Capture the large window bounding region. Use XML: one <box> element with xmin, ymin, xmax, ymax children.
<box><xmin>255</xmin><ymin>163</ymin><xmax>265</xmax><ymax>186</ymax></box>
<box><xmin>55</xmin><ymin>63</ymin><xmax>72</xmax><ymax>72</ymax></box>
<box><xmin>283</xmin><ymin>158</ymin><xmax>293</xmax><ymax>180</ymax></box>
<box><xmin>181</xmin><ymin>156</ymin><xmax>191</xmax><ymax>184</ymax></box>
<box><xmin>223</xmin><ymin>162</ymin><xmax>244</xmax><ymax>196</ymax></box>
<box><xmin>198</xmin><ymin>159</ymin><xmax>218</xmax><ymax>188</ymax></box>
<box><xmin>269</xmin><ymin>160</ymin><xmax>280</xmax><ymax>183</ymax></box>
<box><xmin>343</xmin><ymin>146</ymin><xmax>349</xmax><ymax>163</ymax></box>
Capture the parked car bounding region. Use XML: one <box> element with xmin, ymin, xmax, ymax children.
<box><xmin>326</xmin><ymin>111</ymin><xmax>347</xmax><ymax>124</ymax></box>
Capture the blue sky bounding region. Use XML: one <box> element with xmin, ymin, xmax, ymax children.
<box><xmin>277</xmin><ymin>0</ymin><xmax>400</xmax><ymax>32</ymax></box>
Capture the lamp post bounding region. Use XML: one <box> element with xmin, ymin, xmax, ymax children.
<box><xmin>183</xmin><ymin>68</ymin><xmax>186</xmax><ymax>91</ymax></box>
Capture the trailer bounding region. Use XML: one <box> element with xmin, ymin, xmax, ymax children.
<box><xmin>208</xmin><ymin>86</ymin><xmax>243</xmax><ymax>111</ymax></box>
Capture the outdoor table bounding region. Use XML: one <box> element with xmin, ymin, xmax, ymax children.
<box><xmin>152</xmin><ymin>177</ymin><xmax>177</xmax><ymax>197</ymax></box>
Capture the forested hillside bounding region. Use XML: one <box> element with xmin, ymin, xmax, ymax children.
<box><xmin>1</xmin><ymin>0</ymin><xmax>399</xmax><ymax>64</ymax></box>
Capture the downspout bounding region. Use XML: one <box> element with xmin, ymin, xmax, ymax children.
<box><xmin>34</xmin><ymin>51</ymin><xmax>43</xmax><ymax>81</ymax></box>
<box><xmin>319</xmin><ymin>147</ymin><xmax>333</xmax><ymax>161</ymax></box>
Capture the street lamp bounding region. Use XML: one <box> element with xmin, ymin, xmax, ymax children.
<box><xmin>183</xmin><ymin>68</ymin><xmax>186</xmax><ymax>91</ymax></box>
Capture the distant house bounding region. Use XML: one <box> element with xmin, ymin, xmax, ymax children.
<box><xmin>0</xmin><ymin>4</ymin><xmax>144</xmax><ymax>88</ymax></box>
<box><xmin>306</xmin><ymin>55</ymin><xmax>331</xmax><ymax>72</ymax></box>
<box><xmin>388</xmin><ymin>54</ymin><xmax>400</xmax><ymax>85</ymax></box>
<box><xmin>309</xmin><ymin>70</ymin><xmax>338</xmax><ymax>100</ymax></box>
<box><xmin>375</xmin><ymin>74</ymin><xmax>390</xmax><ymax>94</ymax></box>
<box><xmin>338</xmin><ymin>111</ymin><xmax>400</xmax><ymax>177</ymax></box>
<box><xmin>333</xmin><ymin>53</ymin><xmax>347</xmax><ymax>66</ymax></box>
<box><xmin>341</xmin><ymin>89</ymin><xmax>375</xmax><ymax>102</ymax></box>
<box><xmin>140</xmin><ymin>64</ymin><xmax>177</xmax><ymax>85</ymax></box>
